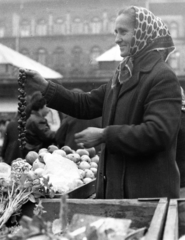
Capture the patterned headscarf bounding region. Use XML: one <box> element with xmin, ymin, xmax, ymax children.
<box><xmin>112</xmin><ymin>6</ymin><xmax>175</xmax><ymax>88</ymax></box>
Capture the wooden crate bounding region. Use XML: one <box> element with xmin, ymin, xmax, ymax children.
<box><xmin>21</xmin><ymin>179</ymin><xmax>96</xmax><ymax>217</ymax></box>
<box><xmin>37</xmin><ymin>198</ymin><xmax>168</xmax><ymax>240</ymax></box>
<box><xmin>163</xmin><ymin>199</ymin><xmax>185</xmax><ymax>240</ymax></box>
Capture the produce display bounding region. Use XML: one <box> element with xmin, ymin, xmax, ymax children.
<box><xmin>0</xmin><ymin>145</ymin><xmax>99</xmax><ymax>230</ymax></box>
<box><xmin>25</xmin><ymin>145</ymin><xmax>99</xmax><ymax>194</ymax></box>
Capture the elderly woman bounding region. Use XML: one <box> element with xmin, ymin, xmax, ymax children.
<box><xmin>22</xmin><ymin>6</ymin><xmax>181</xmax><ymax>199</ymax></box>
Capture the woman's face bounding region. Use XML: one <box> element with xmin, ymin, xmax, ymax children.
<box><xmin>115</xmin><ymin>13</ymin><xmax>134</xmax><ymax>57</ymax></box>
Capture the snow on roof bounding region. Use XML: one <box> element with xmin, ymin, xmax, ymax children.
<box><xmin>96</xmin><ymin>45</ymin><xmax>123</xmax><ymax>62</ymax></box>
<box><xmin>0</xmin><ymin>43</ymin><xmax>63</xmax><ymax>79</ymax></box>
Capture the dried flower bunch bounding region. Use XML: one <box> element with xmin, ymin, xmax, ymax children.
<box><xmin>0</xmin><ymin>159</ymin><xmax>54</xmax><ymax>230</ymax></box>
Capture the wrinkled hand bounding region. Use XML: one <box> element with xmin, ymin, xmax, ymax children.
<box><xmin>19</xmin><ymin>68</ymin><xmax>48</xmax><ymax>95</ymax></box>
<box><xmin>75</xmin><ymin>127</ymin><xmax>105</xmax><ymax>148</ymax></box>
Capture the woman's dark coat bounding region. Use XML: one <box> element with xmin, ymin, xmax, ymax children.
<box><xmin>176</xmin><ymin>111</ymin><xmax>185</xmax><ymax>188</ymax></box>
<box><xmin>44</xmin><ymin>51</ymin><xmax>182</xmax><ymax>199</ymax></box>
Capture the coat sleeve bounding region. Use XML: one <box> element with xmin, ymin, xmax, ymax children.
<box><xmin>43</xmin><ymin>81</ymin><xmax>106</xmax><ymax>120</ymax></box>
<box><xmin>104</xmin><ymin>69</ymin><xmax>182</xmax><ymax>156</ymax></box>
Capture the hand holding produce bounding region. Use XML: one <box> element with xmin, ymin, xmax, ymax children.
<box><xmin>20</xmin><ymin>68</ymin><xmax>48</xmax><ymax>94</ymax></box>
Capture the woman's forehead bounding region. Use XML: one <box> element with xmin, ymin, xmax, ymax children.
<box><xmin>115</xmin><ymin>14</ymin><xmax>134</xmax><ymax>31</ymax></box>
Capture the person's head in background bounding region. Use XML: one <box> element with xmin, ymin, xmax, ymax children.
<box><xmin>29</xmin><ymin>91</ymin><xmax>49</xmax><ymax>118</ymax></box>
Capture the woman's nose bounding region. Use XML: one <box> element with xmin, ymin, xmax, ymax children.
<box><xmin>115</xmin><ymin>34</ymin><xmax>122</xmax><ymax>44</ymax></box>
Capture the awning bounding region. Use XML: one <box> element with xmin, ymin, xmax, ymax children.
<box><xmin>0</xmin><ymin>99</ymin><xmax>18</xmax><ymax>112</ymax></box>
<box><xmin>96</xmin><ymin>45</ymin><xmax>123</xmax><ymax>62</ymax></box>
<box><xmin>0</xmin><ymin>43</ymin><xmax>63</xmax><ymax>79</ymax></box>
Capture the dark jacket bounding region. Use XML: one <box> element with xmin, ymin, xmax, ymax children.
<box><xmin>25</xmin><ymin>111</ymin><xmax>55</xmax><ymax>152</ymax></box>
<box><xmin>1</xmin><ymin>119</ymin><xmax>21</xmax><ymax>165</ymax></box>
<box><xmin>176</xmin><ymin>111</ymin><xmax>185</xmax><ymax>188</ymax></box>
<box><xmin>55</xmin><ymin>115</ymin><xmax>102</xmax><ymax>151</ymax></box>
<box><xmin>43</xmin><ymin>51</ymin><xmax>181</xmax><ymax>199</ymax></box>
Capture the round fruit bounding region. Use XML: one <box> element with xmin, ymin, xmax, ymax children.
<box><xmin>38</xmin><ymin>148</ymin><xmax>48</xmax><ymax>154</ymax></box>
<box><xmin>0</xmin><ymin>162</ymin><xmax>11</xmax><ymax>178</ymax></box>
<box><xmin>76</xmin><ymin>149</ymin><xmax>89</xmax><ymax>156</ymax></box>
<box><xmin>61</xmin><ymin>146</ymin><xmax>73</xmax><ymax>154</ymax></box>
<box><xmin>78</xmin><ymin>161</ymin><xmax>91</xmax><ymax>170</ymax></box>
<box><xmin>86</xmin><ymin>147</ymin><xmax>96</xmax><ymax>158</ymax></box>
<box><xmin>48</xmin><ymin>145</ymin><xmax>59</xmax><ymax>153</ymax></box>
<box><xmin>78</xmin><ymin>169</ymin><xmax>86</xmax><ymax>179</ymax></box>
<box><xmin>32</xmin><ymin>159</ymin><xmax>45</xmax><ymax>171</ymax></box>
<box><xmin>83</xmin><ymin>177</ymin><xmax>93</xmax><ymax>184</ymax></box>
<box><xmin>85</xmin><ymin>169</ymin><xmax>94</xmax><ymax>179</ymax></box>
<box><xmin>34</xmin><ymin>168</ymin><xmax>45</xmax><ymax>177</ymax></box>
<box><xmin>90</xmin><ymin>162</ymin><xmax>98</xmax><ymax>168</ymax></box>
<box><xmin>66</xmin><ymin>153</ymin><xmax>81</xmax><ymax>163</ymax></box>
<box><xmin>74</xmin><ymin>179</ymin><xmax>84</xmax><ymax>188</ymax></box>
<box><xmin>81</xmin><ymin>155</ymin><xmax>91</xmax><ymax>163</ymax></box>
<box><xmin>90</xmin><ymin>167</ymin><xmax>97</xmax><ymax>176</ymax></box>
<box><xmin>26</xmin><ymin>151</ymin><xmax>39</xmax><ymax>165</ymax></box>
<box><xmin>52</xmin><ymin>149</ymin><xmax>66</xmax><ymax>157</ymax></box>
<box><xmin>38</xmin><ymin>151</ymin><xmax>48</xmax><ymax>163</ymax></box>
<box><xmin>91</xmin><ymin>155</ymin><xmax>99</xmax><ymax>164</ymax></box>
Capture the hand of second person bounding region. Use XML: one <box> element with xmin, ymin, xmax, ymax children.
<box><xmin>75</xmin><ymin>127</ymin><xmax>105</xmax><ymax>148</ymax></box>
<box><xmin>19</xmin><ymin>68</ymin><xmax>49</xmax><ymax>95</ymax></box>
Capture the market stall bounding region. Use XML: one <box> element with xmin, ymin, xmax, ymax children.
<box><xmin>0</xmin><ymin>67</ymin><xmax>185</xmax><ymax>240</ymax></box>
<box><xmin>0</xmin><ymin>137</ymin><xmax>171</xmax><ymax>240</ymax></box>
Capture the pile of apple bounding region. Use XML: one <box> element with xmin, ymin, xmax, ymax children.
<box><xmin>25</xmin><ymin>145</ymin><xmax>99</xmax><ymax>187</ymax></box>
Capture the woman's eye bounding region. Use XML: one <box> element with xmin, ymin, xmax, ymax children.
<box><xmin>120</xmin><ymin>30</ymin><xmax>126</xmax><ymax>35</ymax></box>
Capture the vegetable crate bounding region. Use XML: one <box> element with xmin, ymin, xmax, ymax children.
<box><xmin>163</xmin><ymin>199</ymin><xmax>185</xmax><ymax>240</ymax></box>
<box><xmin>40</xmin><ymin>198</ymin><xmax>167</xmax><ymax>240</ymax></box>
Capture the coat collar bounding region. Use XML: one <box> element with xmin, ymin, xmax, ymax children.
<box><xmin>117</xmin><ymin>51</ymin><xmax>162</xmax><ymax>99</ymax></box>
<box><xmin>133</xmin><ymin>50</ymin><xmax>162</xmax><ymax>73</ymax></box>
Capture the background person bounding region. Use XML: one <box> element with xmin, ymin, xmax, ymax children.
<box><xmin>1</xmin><ymin>114</ymin><xmax>21</xmax><ymax>165</ymax></box>
<box><xmin>25</xmin><ymin>91</ymin><xmax>56</xmax><ymax>153</ymax></box>
<box><xmin>22</xmin><ymin>6</ymin><xmax>181</xmax><ymax>199</ymax></box>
